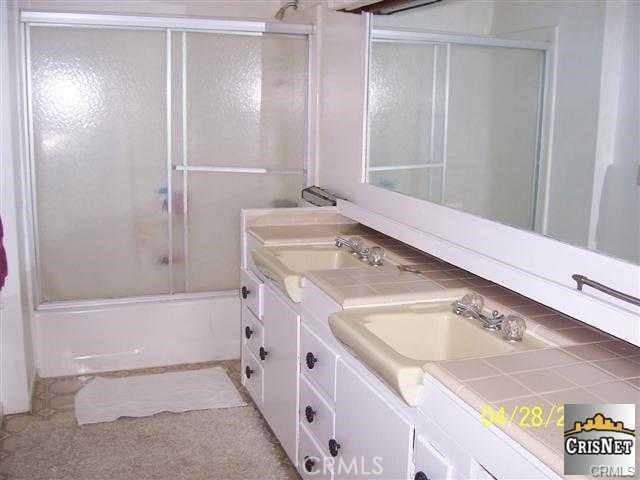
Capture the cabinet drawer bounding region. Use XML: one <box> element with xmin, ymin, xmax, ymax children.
<box><xmin>242</xmin><ymin>345</ymin><xmax>263</xmax><ymax>404</ymax></box>
<box><xmin>301</xmin><ymin>322</ymin><xmax>338</xmax><ymax>401</ymax></box>
<box><xmin>300</xmin><ymin>423</ymin><xmax>333</xmax><ymax>480</ymax></box>
<box><xmin>414</xmin><ymin>434</ymin><xmax>452</xmax><ymax>480</ymax></box>
<box><xmin>300</xmin><ymin>374</ymin><xmax>335</xmax><ymax>453</ymax></box>
<box><xmin>241</xmin><ymin>268</ymin><xmax>263</xmax><ymax>319</ymax></box>
<box><xmin>242</xmin><ymin>304</ymin><xmax>263</xmax><ymax>358</ymax></box>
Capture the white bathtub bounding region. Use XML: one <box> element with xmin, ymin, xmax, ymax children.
<box><xmin>34</xmin><ymin>293</ymin><xmax>240</xmax><ymax>377</ymax></box>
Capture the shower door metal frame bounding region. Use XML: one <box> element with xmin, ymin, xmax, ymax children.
<box><xmin>19</xmin><ymin>11</ymin><xmax>314</xmax><ymax>309</ymax></box>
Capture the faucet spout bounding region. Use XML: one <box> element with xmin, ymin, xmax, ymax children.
<box><xmin>452</xmin><ymin>298</ymin><xmax>504</xmax><ymax>330</ymax></box>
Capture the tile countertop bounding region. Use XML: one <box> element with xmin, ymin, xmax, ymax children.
<box><xmin>247</xmin><ymin>222</ymin><xmax>640</xmax><ymax>478</ymax></box>
<box><xmin>426</xmin><ymin>343</ymin><xmax>640</xmax><ymax>478</ymax></box>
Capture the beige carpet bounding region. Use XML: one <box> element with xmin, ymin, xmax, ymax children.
<box><xmin>0</xmin><ymin>361</ymin><xmax>299</xmax><ymax>480</ymax></box>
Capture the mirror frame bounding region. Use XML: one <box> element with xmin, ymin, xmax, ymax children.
<box><xmin>316</xmin><ymin>12</ymin><xmax>639</xmax><ymax>345</ymax></box>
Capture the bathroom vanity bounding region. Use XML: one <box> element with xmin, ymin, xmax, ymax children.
<box><xmin>236</xmin><ymin>208</ymin><xmax>639</xmax><ymax>479</ymax></box>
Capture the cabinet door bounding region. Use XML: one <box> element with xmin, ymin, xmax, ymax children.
<box><xmin>333</xmin><ymin>359</ymin><xmax>413</xmax><ymax>479</ymax></box>
<box><xmin>262</xmin><ymin>286</ymin><xmax>300</xmax><ymax>466</ymax></box>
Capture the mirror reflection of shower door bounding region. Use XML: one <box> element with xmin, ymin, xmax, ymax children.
<box><xmin>367</xmin><ymin>36</ymin><xmax>545</xmax><ymax>232</ymax></box>
<box><xmin>29</xmin><ymin>26</ymin><xmax>170</xmax><ymax>302</ymax></box>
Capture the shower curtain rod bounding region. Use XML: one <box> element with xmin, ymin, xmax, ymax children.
<box><xmin>20</xmin><ymin>11</ymin><xmax>314</xmax><ymax>36</ymax></box>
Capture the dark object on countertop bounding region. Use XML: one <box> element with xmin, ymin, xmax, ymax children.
<box><xmin>301</xmin><ymin>185</ymin><xmax>344</xmax><ymax>207</ymax></box>
<box><xmin>0</xmin><ymin>217</ymin><xmax>7</xmax><ymax>290</ymax></box>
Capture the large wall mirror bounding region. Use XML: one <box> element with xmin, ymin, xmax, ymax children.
<box><xmin>364</xmin><ymin>0</ymin><xmax>639</xmax><ymax>266</ymax></box>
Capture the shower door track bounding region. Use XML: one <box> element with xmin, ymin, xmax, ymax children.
<box><xmin>36</xmin><ymin>290</ymin><xmax>239</xmax><ymax>312</ymax></box>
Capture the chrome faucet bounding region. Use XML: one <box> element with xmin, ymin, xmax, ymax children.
<box><xmin>335</xmin><ymin>237</ymin><xmax>385</xmax><ymax>266</ymax></box>
<box><xmin>452</xmin><ymin>294</ymin><xmax>504</xmax><ymax>331</ymax></box>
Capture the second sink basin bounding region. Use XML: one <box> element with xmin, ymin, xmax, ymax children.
<box><xmin>273</xmin><ymin>246</ymin><xmax>362</xmax><ymax>272</ymax></box>
<box><xmin>329</xmin><ymin>300</ymin><xmax>547</xmax><ymax>405</ymax></box>
<box><xmin>252</xmin><ymin>245</ymin><xmax>362</xmax><ymax>302</ymax></box>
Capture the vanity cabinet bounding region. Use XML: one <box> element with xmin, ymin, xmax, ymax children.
<box><xmin>262</xmin><ymin>285</ymin><xmax>300</xmax><ymax>464</ymax></box>
<box><xmin>241</xmin><ymin>216</ymin><xmax>559</xmax><ymax>480</ymax></box>
<box><xmin>298</xmin><ymin>315</ymin><xmax>414</xmax><ymax>480</ymax></box>
<box><xmin>241</xmin><ymin>267</ymin><xmax>300</xmax><ymax>466</ymax></box>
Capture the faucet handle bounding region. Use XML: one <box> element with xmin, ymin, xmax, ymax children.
<box><xmin>368</xmin><ymin>246</ymin><xmax>385</xmax><ymax>266</ymax></box>
<box><xmin>461</xmin><ymin>293</ymin><xmax>484</xmax><ymax>316</ymax></box>
<box><xmin>348</xmin><ymin>237</ymin><xmax>363</xmax><ymax>254</ymax></box>
<box><xmin>501</xmin><ymin>315</ymin><xmax>526</xmax><ymax>341</ymax></box>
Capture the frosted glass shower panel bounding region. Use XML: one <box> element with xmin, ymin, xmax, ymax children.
<box><xmin>185</xmin><ymin>32</ymin><xmax>307</xmax><ymax>170</ymax></box>
<box><xmin>183</xmin><ymin>31</ymin><xmax>307</xmax><ymax>292</ymax></box>
<box><xmin>30</xmin><ymin>27</ymin><xmax>169</xmax><ymax>301</ymax></box>
<box><xmin>445</xmin><ymin>44</ymin><xmax>543</xmax><ymax>229</ymax></box>
<box><xmin>186</xmin><ymin>174</ymin><xmax>304</xmax><ymax>292</ymax></box>
<box><xmin>368</xmin><ymin>42</ymin><xmax>436</xmax><ymax>168</ymax></box>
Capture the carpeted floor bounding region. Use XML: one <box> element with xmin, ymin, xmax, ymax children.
<box><xmin>0</xmin><ymin>360</ymin><xmax>300</xmax><ymax>480</ymax></box>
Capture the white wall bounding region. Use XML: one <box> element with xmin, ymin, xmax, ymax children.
<box><xmin>316</xmin><ymin>6</ymin><xmax>368</xmax><ymax>195</ymax></box>
<box><xmin>1</xmin><ymin>1</ymin><xmax>36</xmax><ymax>414</ymax></box>
<box><xmin>372</xmin><ymin>0</ymin><xmax>494</xmax><ymax>34</ymax></box>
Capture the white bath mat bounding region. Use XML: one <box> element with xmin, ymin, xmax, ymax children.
<box><xmin>75</xmin><ymin>367</ymin><xmax>247</xmax><ymax>425</ymax></box>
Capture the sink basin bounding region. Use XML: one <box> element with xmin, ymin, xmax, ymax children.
<box><xmin>273</xmin><ymin>247</ymin><xmax>362</xmax><ymax>272</ymax></box>
<box><xmin>252</xmin><ymin>245</ymin><xmax>362</xmax><ymax>302</ymax></box>
<box><xmin>329</xmin><ymin>301</ymin><xmax>548</xmax><ymax>405</ymax></box>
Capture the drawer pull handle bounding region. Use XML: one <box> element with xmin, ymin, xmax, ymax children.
<box><xmin>304</xmin><ymin>456</ymin><xmax>316</xmax><ymax>473</ymax></box>
<box><xmin>305</xmin><ymin>405</ymin><xmax>316</xmax><ymax>423</ymax></box>
<box><xmin>241</xmin><ymin>286</ymin><xmax>250</xmax><ymax>299</ymax></box>
<box><xmin>328</xmin><ymin>439</ymin><xmax>341</xmax><ymax>457</ymax></box>
<box><xmin>415</xmin><ymin>472</ymin><xmax>429</xmax><ymax>480</ymax></box>
<box><xmin>305</xmin><ymin>352</ymin><xmax>318</xmax><ymax>369</ymax></box>
<box><xmin>259</xmin><ymin>346</ymin><xmax>269</xmax><ymax>361</ymax></box>
<box><xmin>245</xmin><ymin>326</ymin><xmax>254</xmax><ymax>339</ymax></box>
<box><xmin>245</xmin><ymin>366</ymin><xmax>254</xmax><ymax>379</ymax></box>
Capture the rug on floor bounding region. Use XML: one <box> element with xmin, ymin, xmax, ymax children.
<box><xmin>75</xmin><ymin>367</ymin><xmax>247</xmax><ymax>425</ymax></box>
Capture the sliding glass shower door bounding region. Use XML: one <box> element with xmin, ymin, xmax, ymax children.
<box><xmin>175</xmin><ymin>31</ymin><xmax>307</xmax><ymax>293</ymax></box>
<box><xmin>30</xmin><ymin>27</ymin><xmax>170</xmax><ymax>301</ymax></box>
<box><xmin>26</xmin><ymin>24</ymin><xmax>308</xmax><ymax>303</ymax></box>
